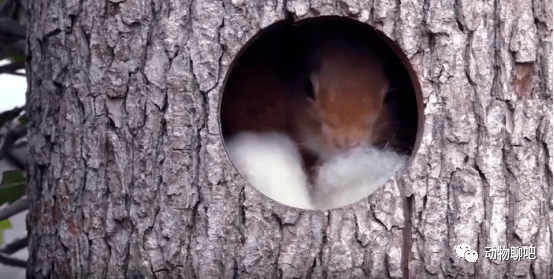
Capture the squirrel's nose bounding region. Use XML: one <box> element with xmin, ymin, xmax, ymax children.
<box><xmin>346</xmin><ymin>130</ymin><xmax>367</xmax><ymax>147</ymax></box>
<box><xmin>346</xmin><ymin>138</ymin><xmax>361</xmax><ymax>148</ymax></box>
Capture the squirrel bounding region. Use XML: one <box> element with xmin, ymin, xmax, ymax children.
<box><xmin>288</xmin><ymin>39</ymin><xmax>392</xmax><ymax>177</ymax></box>
<box><xmin>221</xmin><ymin>19</ymin><xmax>417</xmax><ymax>209</ymax></box>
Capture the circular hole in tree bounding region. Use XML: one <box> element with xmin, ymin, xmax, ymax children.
<box><xmin>219</xmin><ymin>16</ymin><xmax>424</xmax><ymax>210</ymax></box>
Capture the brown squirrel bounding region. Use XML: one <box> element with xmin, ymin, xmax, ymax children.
<box><xmin>287</xmin><ymin>40</ymin><xmax>393</xmax><ymax>178</ymax></box>
<box><xmin>220</xmin><ymin>19</ymin><xmax>417</xmax><ymax>209</ymax></box>
<box><xmin>221</xmin><ymin>20</ymin><xmax>415</xmax><ymax>181</ymax></box>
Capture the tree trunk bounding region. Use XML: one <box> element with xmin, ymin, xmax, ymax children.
<box><xmin>26</xmin><ymin>0</ymin><xmax>552</xmax><ymax>278</ymax></box>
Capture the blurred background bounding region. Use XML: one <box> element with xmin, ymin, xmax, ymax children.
<box><xmin>0</xmin><ymin>0</ymin><xmax>30</xmax><ymax>277</ymax></box>
<box><xmin>0</xmin><ymin>57</ymin><xmax>27</xmax><ymax>279</ymax></box>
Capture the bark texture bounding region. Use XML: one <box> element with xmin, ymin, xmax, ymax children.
<box><xmin>26</xmin><ymin>0</ymin><xmax>552</xmax><ymax>278</ymax></box>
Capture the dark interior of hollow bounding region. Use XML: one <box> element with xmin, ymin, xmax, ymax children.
<box><xmin>220</xmin><ymin>16</ymin><xmax>419</xmax><ymax>156</ymax></box>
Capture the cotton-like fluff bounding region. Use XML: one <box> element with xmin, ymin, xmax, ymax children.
<box><xmin>225</xmin><ymin>132</ymin><xmax>314</xmax><ymax>209</ymax></box>
<box><xmin>311</xmin><ymin>146</ymin><xmax>408</xmax><ymax>210</ymax></box>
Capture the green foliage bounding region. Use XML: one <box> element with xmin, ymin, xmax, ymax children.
<box><xmin>7</xmin><ymin>53</ymin><xmax>25</xmax><ymax>64</ymax></box>
<box><xmin>0</xmin><ymin>170</ymin><xmax>26</xmax><ymax>207</ymax></box>
<box><xmin>18</xmin><ymin>115</ymin><xmax>28</xmax><ymax>125</ymax></box>
<box><xmin>0</xmin><ymin>219</ymin><xmax>12</xmax><ymax>246</ymax></box>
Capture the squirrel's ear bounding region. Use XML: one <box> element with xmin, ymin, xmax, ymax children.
<box><xmin>307</xmin><ymin>72</ymin><xmax>319</xmax><ymax>101</ymax></box>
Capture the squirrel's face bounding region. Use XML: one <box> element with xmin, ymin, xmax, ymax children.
<box><xmin>319</xmin><ymin>110</ymin><xmax>380</xmax><ymax>150</ymax></box>
<box><xmin>309</xmin><ymin>73</ymin><xmax>389</xmax><ymax>155</ymax></box>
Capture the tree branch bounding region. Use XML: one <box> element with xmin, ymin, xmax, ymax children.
<box><xmin>4</xmin><ymin>70</ymin><xmax>24</xmax><ymax>76</ymax></box>
<box><xmin>0</xmin><ymin>196</ymin><xmax>28</xmax><ymax>221</ymax></box>
<box><xmin>0</xmin><ymin>236</ymin><xmax>27</xmax><ymax>254</ymax></box>
<box><xmin>4</xmin><ymin>150</ymin><xmax>25</xmax><ymax>170</ymax></box>
<box><xmin>0</xmin><ymin>106</ymin><xmax>23</xmax><ymax>128</ymax></box>
<box><xmin>0</xmin><ymin>60</ymin><xmax>23</xmax><ymax>74</ymax></box>
<box><xmin>0</xmin><ymin>124</ymin><xmax>26</xmax><ymax>162</ymax></box>
<box><xmin>0</xmin><ymin>0</ymin><xmax>14</xmax><ymax>17</ymax></box>
<box><xmin>0</xmin><ymin>62</ymin><xmax>25</xmax><ymax>74</ymax></box>
<box><xmin>0</xmin><ymin>253</ymin><xmax>26</xmax><ymax>268</ymax></box>
<box><xmin>0</xmin><ymin>17</ymin><xmax>25</xmax><ymax>38</ymax></box>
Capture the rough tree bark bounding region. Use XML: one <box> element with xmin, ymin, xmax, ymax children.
<box><xmin>26</xmin><ymin>0</ymin><xmax>552</xmax><ymax>278</ymax></box>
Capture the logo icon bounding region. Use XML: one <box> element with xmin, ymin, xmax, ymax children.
<box><xmin>455</xmin><ymin>244</ymin><xmax>471</xmax><ymax>258</ymax></box>
<box><xmin>455</xmin><ymin>244</ymin><xmax>479</xmax><ymax>263</ymax></box>
<box><xmin>464</xmin><ymin>250</ymin><xmax>479</xmax><ymax>262</ymax></box>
